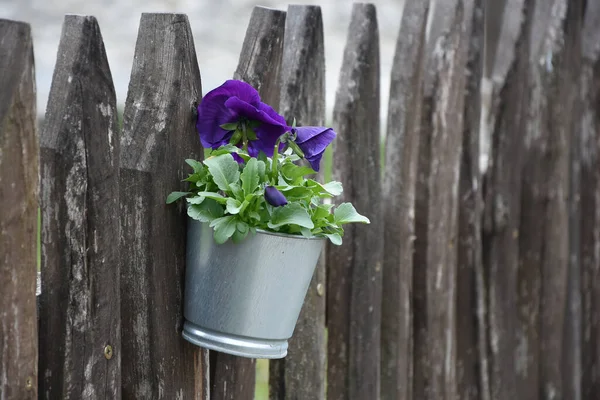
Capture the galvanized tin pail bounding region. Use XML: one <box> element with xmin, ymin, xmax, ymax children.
<box><xmin>182</xmin><ymin>218</ymin><xmax>324</xmax><ymax>358</ymax></box>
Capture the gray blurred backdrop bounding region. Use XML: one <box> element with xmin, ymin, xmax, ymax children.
<box><xmin>1</xmin><ymin>0</ymin><xmax>405</xmax><ymax>121</ymax></box>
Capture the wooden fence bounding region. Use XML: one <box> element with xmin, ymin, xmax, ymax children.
<box><xmin>1</xmin><ymin>0</ymin><xmax>599</xmax><ymax>399</ymax></box>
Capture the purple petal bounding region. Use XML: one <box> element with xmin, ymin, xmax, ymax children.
<box><xmin>258</xmin><ymin>102</ymin><xmax>287</xmax><ymax>125</ymax></box>
<box><xmin>197</xmin><ymin>80</ymin><xmax>262</xmax><ymax>149</ymax></box>
<box><xmin>293</xmin><ymin>127</ymin><xmax>336</xmax><ymax>171</ymax></box>
<box><xmin>264</xmin><ymin>186</ymin><xmax>288</xmax><ymax>207</ymax></box>
<box><xmin>250</xmin><ymin>124</ymin><xmax>288</xmax><ymax>156</ymax></box>
<box><xmin>224</xmin><ymin>97</ymin><xmax>289</xmax><ymax>156</ymax></box>
<box><xmin>208</xmin><ymin>80</ymin><xmax>261</xmax><ymax>105</ymax></box>
<box><xmin>196</xmin><ymin>95</ymin><xmax>235</xmax><ymax>148</ymax></box>
<box><xmin>224</xmin><ymin>97</ymin><xmax>286</xmax><ymax>127</ymax></box>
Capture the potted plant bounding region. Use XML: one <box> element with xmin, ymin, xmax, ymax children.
<box><xmin>168</xmin><ymin>80</ymin><xmax>369</xmax><ymax>358</ymax></box>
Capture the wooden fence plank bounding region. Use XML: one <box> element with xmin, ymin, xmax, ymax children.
<box><xmin>412</xmin><ymin>0</ymin><xmax>457</xmax><ymax>397</ymax></box>
<box><xmin>38</xmin><ymin>15</ymin><xmax>120</xmax><ymax>400</ymax></box>
<box><xmin>118</xmin><ymin>13</ymin><xmax>207</xmax><ymax>400</ymax></box>
<box><xmin>209</xmin><ymin>7</ymin><xmax>286</xmax><ymax>400</ymax></box>
<box><xmin>412</xmin><ymin>1</ymin><xmax>474</xmax><ymax>399</ymax></box>
<box><xmin>0</xmin><ymin>18</ymin><xmax>38</xmax><ymax>400</ymax></box>
<box><xmin>581</xmin><ymin>2</ymin><xmax>600</xmax><ymax>397</ymax></box>
<box><xmin>456</xmin><ymin>1</ymin><xmax>486</xmax><ymax>399</ymax></box>
<box><xmin>517</xmin><ymin>2</ymin><xmax>582</xmax><ymax>398</ymax></box>
<box><xmin>563</xmin><ymin>3</ymin><xmax>586</xmax><ymax>399</ymax></box>
<box><xmin>481</xmin><ymin>0</ymin><xmax>529</xmax><ymax>398</ymax></box>
<box><xmin>327</xmin><ymin>4</ymin><xmax>383</xmax><ymax>400</ymax></box>
<box><xmin>380</xmin><ymin>1</ymin><xmax>429</xmax><ymax>399</ymax></box>
<box><xmin>268</xmin><ymin>5</ymin><xmax>326</xmax><ymax>400</ymax></box>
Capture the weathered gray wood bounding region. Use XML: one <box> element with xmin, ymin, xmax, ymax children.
<box><xmin>210</xmin><ymin>353</ymin><xmax>255</xmax><ymax>400</ymax></box>
<box><xmin>0</xmin><ymin>18</ymin><xmax>38</xmax><ymax>400</ymax></box>
<box><xmin>380</xmin><ymin>1</ymin><xmax>429</xmax><ymax>399</ymax></box>
<box><xmin>412</xmin><ymin>1</ymin><xmax>474</xmax><ymax>399</ymax></box>
<box><xmin>412</xmin><ymin>1</ymin><xmax>460</xmax><ymax>396</ymax></box>
<box><xmin>119</xmin><ymin>13</ymin><xmax>207</xmax><ymax>400</ymax></box>
<box><xmin>234</xmin><ymin>6</ymin><xmax>287</xmax><ymax>114</ymax></box>
<box><xmin>564</xmin><ymin>4</ymin><xmax>585</xmax><ymax>400</ymax></box>
<box><xmin>481</xmin><ymin>0</ymin><xmax>531</xmax><ymax>398</ymax></box>
<box><xmin>327</xmin><ymin>4</ymin><xmax>383</xmax><ymax>400</ymax></box>
<box><xmin>268</xmin><ymin>5</ymin><xmax>326</xmax><ymax>400</ymax></box>
<box><xmin>581</xmin><ymin>3</ymin><xmax>600</xmax><ymax>398</ymax></box>
<box><xmin>456</xmin><ymin>1</ymin><xmax>486</xmax><ymax>399</ymax></box>
<box><xmin>517</xmin><ymin>2</ymin><xmax>582</xmax><ymax>398</ymax></box>
<box><xmin>38</xmin><ymin>15</ymin><xmax>120</xmax><ymax>400</ymax></box>
<box><xmin>209</xmin><ymin>7</ymin><xmax>286</xmax><ymax>400</ymax></box>
<box><xmin>483</xmin><ymin>0</ymin><xmax>508</xmax><ymax>77</ymax></box>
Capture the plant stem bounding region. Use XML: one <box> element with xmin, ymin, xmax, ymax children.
<box><xmin>271</xmin><ymin>139</ymin><xmax>281</xmax><ymax>182</ymax></box>
<box><xmin>242</xmin><ymin>122</ymin><xmax>249</xmax><ymax>153</ymax></box>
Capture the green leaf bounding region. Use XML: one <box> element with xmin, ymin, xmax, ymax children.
<box><xmin>187</xmin><ymin>199</ymin><xmax>224</xmax><ymax>222</ymax></box>
<box><xmin>322</xmin><ymin>181</ymin><xmax>343</xmax><ymax>196</ymax></box>
<box><xmin>232</xmin><ymin>221</ymin><xmax>250</xmax><ymax>243</ymax></box>
<box><xmin>267</xmin><ymin>203</ymin><xmax>314</xmax><ymax>230</ymax></box>
<box><xmin>306</xmin><ymin>180</ymin><xmax>340</xmax><ymax>197</ymax></box>
<box><xmin>257</xmin><ymin>151</ymin><xmax>269</xmax><ymax>164</ymax></box>
<box><xmin>226</xmin><ymin>198</ymin><xmax>243</xmax><ymax>214</ymax></box>
<box><xmin>229</xmin><ymin>183</ymin><xmax>244</xmax><ymax>200</ymax></box>
<box><xmin>278</xmin><ymin>186</ymin><xmax>313</xmax><ymax>201</ymax></box>
<box><xmin>241</xmin><ymin>158</ymin><xmax>260</xmax><ymax>195</ymax></box>
<box><xmin>166</xmin><ymin>191</ymin><xmax>189</xmax><ymax>204</ymax></box>
<box><xmin>228</xmin><ymin>129</ymin><xmax>243</xmax><ymax>145</ymax></box>
<box><xmin>187</xmin><ymin>191</ymin><xmax>228</xmax><ymax>204</ymax></box>
<box><xmin>323</xmin><ymin>232</ymin><xmax>343</xmax><ymax>245</ymax></box>
<box><xmin>313</xmin><ymin>203</ymin><xmax>334</xmax><ymax>220</ymax></box>
<box><xmin>246</xmin><ymin>127</ymin><xmax>257</xmax><ymax>141</ymax></box>
<box><xmin>334</xmin><ymin>203</ymin><xmax>370</xmax><ymax>224</ymax></box>
<box><xmin>220</xmin><ymin>122</ymin><xmax>239</xmax><ymax>131</ymax></box>
<box><xmin>187</xmin><ymin>196</ymin><xmax>204</xmax><ymax>205</ymax></box>
<box><xmin>184</xmin><ymin>172</ymin><xmax>205</xmax><ymax>183</ymax></box>
<box><xmin>300</xmin><ymin>228</ymin><xmax>314</xmax><ymax>238</ymax></box>
<box><xmin>257</xmin><ymin>160</ymin><xmax>266</xmax><ymax>181</ymax></box>
<box><xmin>249</xmin><ymin>211</ymin><xmax>261</xmax><ymax>221</ymax></box>
<box><xmin>248</xmin><ymin>120</ymin><xmax>261</xmax><ymax>129</ymax></box>
<box><xmin>208</xmin><ymin>145</ymin><xmax>250</xmax><ymax>162</ymax></box>
<box><xmin>281</xmin><ymin>162</ymin><xmax>316</xmax><ymax>181</ymax></box>
<box><xmin>185</xmin><ymin>159</ymin><xmax>204</xmax><ymax>173</ymax></box>
<box><xmin>204</xmin><ymin>154</ymin><xmax>240</xmax><ymax>191</ymax></box>
<box><xmin>210</xmin><ymin>215</ymin><xmax>238</xmax><ymax>244</ymax></box>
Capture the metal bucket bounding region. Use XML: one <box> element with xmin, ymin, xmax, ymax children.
<box><xmin>182</xmin><ymin>218</ymin><xmax>325</xmax><ymax>358</ymax></box>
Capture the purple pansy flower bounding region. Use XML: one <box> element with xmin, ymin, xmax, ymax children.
<box><xmin>292</xmin><ymin>127</ymin><xmax>336</xmax><ymax>172</ymax></box>
<box><xmin>264</xmin><ymin>186</ymin><xmax>288</xmax><ymax>207</ymax></box>
<box><xmin>197</xmin><ymin>80</ymin><xmax>288</xmax><ymax>157</ymax></box>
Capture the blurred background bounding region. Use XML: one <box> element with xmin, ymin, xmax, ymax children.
<box><xmin>1</xmin><ymin>0</ymin><xmax>405</xmax><ymax>124</ymax></box>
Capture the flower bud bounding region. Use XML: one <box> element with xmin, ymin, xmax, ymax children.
<box><xmin>264</xmin><ymin>186</ymin><xmax>288</xmax><ymax>207</ymax></box>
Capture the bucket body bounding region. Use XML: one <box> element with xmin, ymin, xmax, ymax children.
<box><xmin>182</xmin><ymin>219</ymin><xmax>324</xmax><ymax>358</ymax></box>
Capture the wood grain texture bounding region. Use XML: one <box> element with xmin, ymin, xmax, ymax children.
<box><xmin>38</xmin><ymin>15</ymin><xmax>120</xmax><ymax>400</ymax></box>
<box><xmin>581</xmin><ymin>2</ymin><xmax>600</xmax><ymax>397</ymax></box>
<box><xmin>517</xmin><ymin>2</ymin><xmax>582</xmax><ymax>398</ymax></box>
<box><xmin>0</xmin><ymin>18</ymin><xmax>38</xmax><ymax>400</ymax></box>
<box><xmin>327</xmin><ymin>4</ymin><xmax>383</xmax><ymax>400</ymax></box>
<box><xmin>456</xmin><ymin>1</ymin><xmax>486</xmax><ymax>399</ymax></box>
<box><xmin>268</xmin><ymin>5</ymin><xmax>326</xmax><ymax>400</ymax></box>
<box><xmin>380</xmin><ymin>1</ymin><xmax>429</xmax><ymax>399</ymax></box>
<box><xmin>412</xmin><ymin>1</ymin><xmax>458</xmax><ymax>397</ymax></box>
<box><xmin>412</xmin><ymin>1</ymin><xmax>474</xmax><ymax>399</ymax></box>
<box><xmin>118</xmin><ymin>13</ymin><xmax>207</xmax><ymax>400</ymax></box>
<box><xmin>481</xmin><ymin>1</ymin><xmax>530</xmax><ymax>398</ymax></box>
<box><xmin>210</xmin><ymin>7</ymin><xmax>286</xmax><ymax>400</ymax></box>
<box><xmin>234</xmin><ymin>6</ymin><xmax>287</xmax><ymax>114</ymax></box>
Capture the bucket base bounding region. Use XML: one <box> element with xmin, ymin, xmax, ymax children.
<box><xmin>182</xmin><ymin>320</ymin><xmax>288</xmax><ymax>359</ymax></box>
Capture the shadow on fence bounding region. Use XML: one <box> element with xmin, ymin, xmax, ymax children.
<box><xmin>1</xmin><ymin>0</ymin><xmax>599</xmax><ymax>399</ymax></box>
